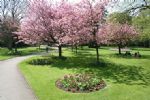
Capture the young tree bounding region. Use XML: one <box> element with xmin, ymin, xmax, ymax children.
<box><xmin>20</xmin><ymin>0</ymin><xmax>76</xmax><ymax>58</ymax></box>
<box><xmin>75</xmin><ymin>0</ymin><xmax>108</xmax><ymax>63</ymax></box>
<box><xmin>52</xmin><ymin>1</ymin><xmax>78</xmax><ymax>57</ymax></box>
<box><xmin>62</xmin><ymin>9</ymin><xmax>91</xmax><ymax>53</ymax></box>
<box><xmin>101</xmin><ymin>23</ymin><xmax>138</xmax><ymax>54</ymax></box>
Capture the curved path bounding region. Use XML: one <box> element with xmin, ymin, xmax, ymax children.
<box><xmin>0</xmin><ymin>56</ymin><xmax>37</xmax><ymax>100</ymax></box>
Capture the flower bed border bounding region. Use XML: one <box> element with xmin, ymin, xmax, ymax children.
<box><xmin>55</xmin><ymin>74</ymin><xmax>106</xmax><ymax>93</ymax></box>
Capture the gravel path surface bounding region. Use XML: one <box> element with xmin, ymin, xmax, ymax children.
<box><xmin>0</xmin><ymin>56</ymin><xmax>37</xmax><ymax>100</ymax></box>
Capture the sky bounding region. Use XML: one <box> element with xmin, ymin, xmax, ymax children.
<box><xmin>106</xmin><ymin>0</ymin><xmax>146</xmax><ymax>13</ymax></box>
<box><xmin>52</xmin><ymin>0</ymin><xmax>144</xmax><ymax>14</ymax></box>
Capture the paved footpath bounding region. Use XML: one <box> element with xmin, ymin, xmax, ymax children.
<box><xmin>0</xmin><ymin>56</ymin><xmax>37</xmax><ymax>100</ymax></box>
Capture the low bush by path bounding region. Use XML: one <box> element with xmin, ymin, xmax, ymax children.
<box><xmin>0</xmin><ymin>47</ymin><xmax>43</xmax><ymax>60</ymax></box>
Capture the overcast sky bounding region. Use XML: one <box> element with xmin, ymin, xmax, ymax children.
<box><xmin>52</xmin><ymin>0</ymin><xmax>144</xmax><ymax>13</ymax></box>
<box><xmin>107</xmin><ymin>0</ymin><xmax>145</xmax><ymax>13</ymax></box>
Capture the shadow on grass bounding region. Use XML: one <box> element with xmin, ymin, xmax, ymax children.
<box><xmin>48</xmin><ymin>52</ymin><xmax>150</xmax><ymax>86</ymax></box>
<box><xmin>0</xmin><ymin>48</ymin><xmax>44</xmax><ymax>56</ymax></box>
<box><xmin>132</xmin><ymin>48</ymin><xmax>150</xmax><ymax>51</ymax></box>
<box><xmin>26</xmin><ymin>47</ymin><xmax>150</xmax><ymax>86</ymax></box>
<box><xmin>68</xmin><ymin>47</ymin><xmax>150</xmax><ymax>59</ymax></box>
<box><xmin>102</xmin><ymin>53</ymin><xmax>150</xmax><ymax>59</ymax></box>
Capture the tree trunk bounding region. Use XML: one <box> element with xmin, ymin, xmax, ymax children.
<box><xmin>58</xmin><ymin>45</ymin><xmax>62</xmax><ymax>58</ymax></box>
<box><xmin>96</xmin><ymin>46</ymin><xmax>100</xmax><ymax>64</ymax></box>
<box><xmin>7</xmin><ymin>35</ymin><xmax>14</xmax><ymax>51</ymax></box>
<box><xmin>8</xmin><ymin>42</ymin><xmax>13</xmax><ymax>51</ymax></box>
<box><xmin>71</xmin><ymin>46</ymin><xmax>74</xmax><ymax>52</ymax></box>
<box><xmin>38</xmin><ymin>44</ymin><xmax>41</xmax><ymax>50</ymax></box>
<box><xmin>80</xmin><ymin>46</ymin><xmax>83</xmax><ymax>50</ymax></box>
<box><xmin>148</xmin><ymin>40</ymin><xmax>150</xmax><ymax>48</ymax></box>
<box><xmin>75</xmin><ymin>46</ymin><xmax>78</xmax><ymax>54</ymax></box>
<box><xmin>118</xmin><ymin>45</ymin><xmax>121</xmax><ymax>55</ymax></box>
<box><xmin>14</xmin><ymin>44</ymin><xmax>18</xmax><ymax>53</ymax></box>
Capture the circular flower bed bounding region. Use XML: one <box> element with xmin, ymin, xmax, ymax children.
<box><xmin>56</xmin><ymin>74</ymin><xmax>106</xmax><ymax>93</ymax></box>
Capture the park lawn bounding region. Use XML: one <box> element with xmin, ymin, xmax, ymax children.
<box><xmin>0</xmin><ymin>48</ymin><xmax>14</xmax><ymax>60</ymax></box>
<box><xmin>19</xmin><ymin>47</ymin><xmax>150</xmax><ymax>100</ymax></box>
<box><xmin>0</xmin><ymin>55</ymin><xmax>14</xmax><ymax>60</ymax></box>
<box><xmin>0</xmin><ymin>47</ymin><xmax>43</xmax><ymax>60</ymax></box>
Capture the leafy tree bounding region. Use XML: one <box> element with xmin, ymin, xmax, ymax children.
<box><xmin>132</xmin><ymin>9</ymin><xmax>150</xmax><ymax>47</ymax></box>
<box><xmin>0</xmin><ymin>0</ymin><xmax>27</xmax><ymax>51</ymax></box>
<box><xmin>0</xmin><ymin>19</ymin><xmax>18</xmax><ymax>50</ymax></box>
<box><xmin>106</xmin><ymin>12</ymin><xmax>138</xmax><ymax>54</ymax></box>
<box><xmin>101</xmin><ymin>23</ymin><xmax>138</xmax><ymax>54</ymax></box>
<box><xmin>108</xmin><ymin>12</ymin><xmax>132</xmax><ymax>24</ymax></box>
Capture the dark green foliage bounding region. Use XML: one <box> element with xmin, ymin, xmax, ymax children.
<box><xmin>132</xmin><ymin>9</ymin><xmax>150</xmax><ymax>47</ymax></box>
<box><xmin>88</xmin><ymin>41</ymin><xmax>99</xmax><ymax>48</ymax></box>
<box><xmin>0</xmin><ymin>21</ymin><xmax>18</xmax><ymax>50</ymax></box>
<box><xmin>28</xmin><ymin>57</ymin><xmax>53</xmax><ymax>65</ymax></box>
<box><xmin>108</xmin><ymin>12</ymin><xmax>132</xmax><ymax>24</ymax></box>
<box><xmin>51</xmin><ymin>56</ymin><xmax>67</xmax><ymax>60</ymax></box>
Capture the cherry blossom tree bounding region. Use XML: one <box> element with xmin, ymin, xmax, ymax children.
<box><xmin>62</xmin><ymin>9</ymin><xmax>91</xmax><ymax>53</ymax></box>
<box><xmin>20</xmin><ymin>0</ymin><xmax>108</xmax><ymax>60</ymax></box>
<box><xmin>20</xmin><ymin>0</ymin><xmax>76</xmax><ymax>58</ymax></box>
<box><xmin>52</xmin><ymin>1</ymin><xmax>77</xmax><ymax>57</ymax></box>
<box><xmin>101</xmin><ymin>23</ymin><xmax>138</xmax><ymax>54</ymax></box>
<box><xmin>75</xmin><ymin>0</ymin><xmax>108</xmax><ymax>63</ymax></box>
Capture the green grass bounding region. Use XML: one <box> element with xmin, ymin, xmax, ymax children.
<box><xmin>0</xmin><ymin>48</ymin><xmax>13</xmax><ymax>60</ymax></box>
<box><xmin>0</xmin><ymin>47</ymin><xmax>43</xmax><ymax>60</ymax></box>
<box><xmin>19</xmin><ymin>47</ymin><xmax>150</xmax><ymax>100</ymax></box>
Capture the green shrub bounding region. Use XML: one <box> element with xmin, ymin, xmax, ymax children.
<box><xmin>28</xmin><ymin>57</ymin><xmax>53</xmax><ymax>65</ymax></box>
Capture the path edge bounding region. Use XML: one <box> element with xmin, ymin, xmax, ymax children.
<box><xmin>17</xmin><ymin>58</ymin><xmax>39</xmax><ymax>100</ymax></box>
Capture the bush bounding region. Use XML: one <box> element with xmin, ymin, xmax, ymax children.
<box><xmin>56</xmin><ymin>74</ymin><xmax>106</xmax><ymax>93</ymax></box>
<box><xmin>7</xmin><ymin>51</ymin><xmax>22</xmax><ymax>55</ymax></box>
<box><xmin>51</xmin><ymin>56</ymin><xmax>67</xmax><ymax>60</ymax></box>
<box><xmin>28</xmin><ymin>57</ymin><xmax>53</xmax><ymax>65</ymax></box>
